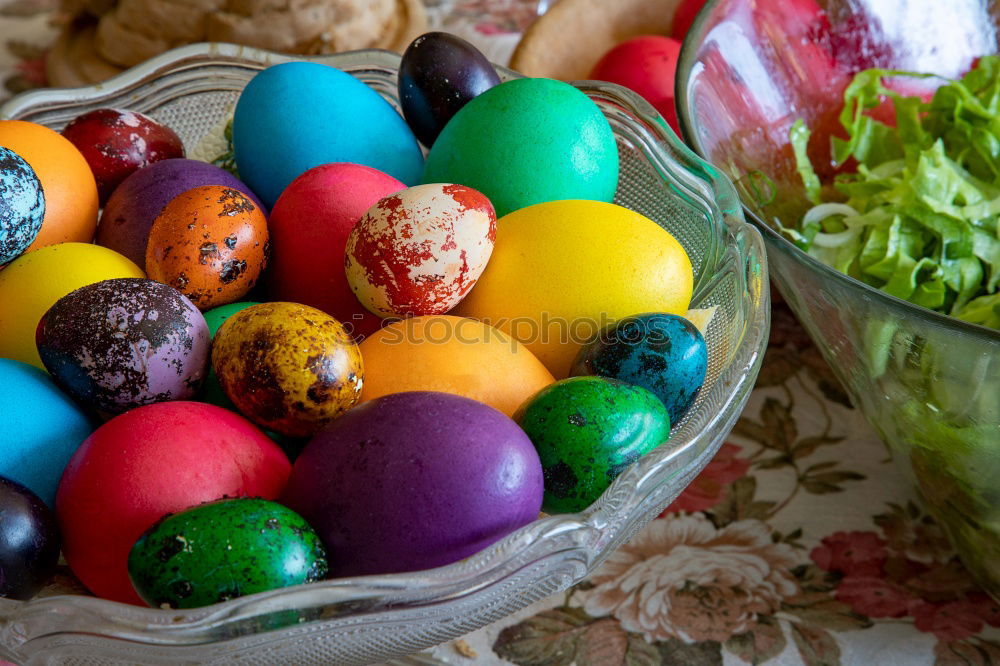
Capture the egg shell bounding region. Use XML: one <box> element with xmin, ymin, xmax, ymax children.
<box><xmin>0</xmin><ymin>476</ymin><xmax>60</xmax><ymax>600</ymax></box>
<box><xmin>589</xmin><ymin>36</ymin><xmax>682</xmax><ymax>135</ymax></box>
<box><xmin>233</xmin><ymin>62</ymin><xmax>424</xmax><ymax>208</ymax></box>
<box><xmin>212</xmin><ymin>302</ymin><xmax>364</xmax><ymax>438</ymax></box>
<box><xmin>97</xmin><ymin>158</ymin><xmax>264</xmax><ymax>269</ymax></box>
<box><xmin>281</xmin><ymin>391</ymin><xmax>543</xmax><ymax>578</ymax></box>
<box><xmin>128</xmin><ymin>498</ymin><xmax>327</xmax><ymax>609</ymax></box>
<box><xmin>453</xmin><ymin>200</ymin><xmax>694</xmax><ymax>378</ymax></box>
<box><xmin>0</xmin><ymin>146</ymin><xmax>45</xmax><ymax>265</ymax></box>
<box><xmin>422</xmin><ymin>78</ymin><xmax>619</xmax><ymax>217</ymax></box>
<box><xmin>37</xmin><ymin>277</ymin><xmax>210</xmax><ymax>415</ymax></box>
<box><xmin>399</xmin><ymin>31</ymin><xmax>501</xmax><ymax>147</ymax></box>
<box><xmin>198</xmin><ymin>300</ymin><xmax>261</xmax><ymax>410</ymax></box>
<box><xmin>571</xmin><ymin>313</ymin><xmax>707</xmax><ymax>424</ymax></box>
<box><xmin>515</xmin><ymin>376</ymin><xmax>671</xmax><ymax>513</ymax></box>
<box><xmin>0</xmin><ymin>120</ymin><xmax>98</xmax><ymax>252</ymax></box>
<box><xmin>0</xmin><ymin>242</ymin><xmax>144</xmax><ymax>368</ymax></box>
<box><xmin>672</xmin><ymin>0</ymin><xmax>708</xmax><ymax>39</ymax></box>
<box><xmin>345</xmin><ymin>183</ymin><xmax>496</xmax><ymax>317</ymax></box>
<box><xmin>56</xmin><ymin>401</ymin><xmax>291</xmax><ymax>604</ymax></box>
<box><xmin>265</xmin><ymin>163</ymin><xmax>404</xmax><ymax>340</ymax></box>
<box><xmin>0</xmin><ymin>359</ymin><xmax>94</xmax><ymax>507</ymax></box>
<box><xmin>358</xmin><ymin>315</ymin><xmax>554</xmax><ymax>416</ymax></box>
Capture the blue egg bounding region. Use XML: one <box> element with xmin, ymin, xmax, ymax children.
<box><xmin>0</xmin><ymin>146</ymin><xmax>44</xmax><ymax>265</ymax></box>
<box><xmin>0</xmin><ymin>359</ymin><xmax>94</xmax><ymax>506</ymax></box>
<box><xmin>570</xmin><ymin>313</ymin><xmax>708</xmax><ymax>425</ymax></box>
<box><xmin>233</xmin><ymin>62</ymin><xmax>424</xmax><ymax>208</ymax></box>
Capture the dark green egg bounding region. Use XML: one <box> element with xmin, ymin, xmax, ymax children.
<box><xmin>128</xmin><ymin>498</ymin><xmax>327</xmax><ymax>609</ymax></box>
<box><xmin>515</xmin><ymin>376</ymin><xmax>670</xmax><ymax>514</ymax></box>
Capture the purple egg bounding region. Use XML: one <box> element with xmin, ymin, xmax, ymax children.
<box><xmin>96</xmin><ymin>159</ymin><xmax>266</xmax><ymax>269</ymax></box>
<box><xmin>281</xmin><ymin>391</ymin><xmax>543</xmax><ymax>578</ymax></box>
<box><xmin>37</xmin><ymin>277</ymin><xmax>210</xmax><ymax>415</ymax></box>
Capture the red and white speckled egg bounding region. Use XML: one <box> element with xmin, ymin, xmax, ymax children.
<box><xmin>345</xmin><ymin>183</ymin><xmax>495</xmax><ymax>317</ymax></box>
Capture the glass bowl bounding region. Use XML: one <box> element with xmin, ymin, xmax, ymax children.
<box><xmin>677</xmin><ymin>0</ymin><xmax>1000</xmax><ymax>600</ymax></box>
<box><xmin>0</xmin><ymin>44</ymin><xmax>768</xmax><ymax>665</ymax></box>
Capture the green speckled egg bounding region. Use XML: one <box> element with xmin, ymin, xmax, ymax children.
<box><xmin>421</xmin><ymin>78</ymin><xmax>619</xmax><ymax>217</ymax></box>
<box><xmin>515</xmin><ymin>376</ymin><xmax>670</xmax><ymax>513</ymax></box>
<box><xmin>127</xmin><ymin>498</ymin><xmax>327</xmax><ymax>609</ymax></box>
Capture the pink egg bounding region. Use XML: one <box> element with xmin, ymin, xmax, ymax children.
<box><xmin>345</xmin><ymin>183</ymin><xmax>496</xmax><ymax>317</ymax></box>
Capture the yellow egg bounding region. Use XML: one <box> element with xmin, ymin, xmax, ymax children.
<box><xmin>0</xmin><ymin>243</ymin><xmax>144</xmax><ymax>368</ymax></box>
<box><xmin>454</xmin><ymin>200</ymin><xmax>693</xmax><ymax>378</ymax></box>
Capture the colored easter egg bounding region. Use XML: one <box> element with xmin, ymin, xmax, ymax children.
<box><xmin>454</xmin><ymin>199</ymin><xmax>693</xmax><ymax>378</ymax></box>
<box><xmin>571</xmin><ymin>313</ymin><xmax>708</xmax><ymax>424</ymax></box>
<box><xmin>358</xmin><ymin>315</ymin><xmax>554</xmax><ymax>417</ymax></box>
<box><xmin>212</xmin><ymin>302</ymin><xmax>364</xmax><ymax>438</ymax></box>
<box><xmin>0</xmin><ymin>120</ymin><xmax>98</xmax><ymax>252</ymax></box>
<box><xmin>145</xmin><ymin>185</ymin><xmax>269</xmax><ymax>310</ymax></box>
<box><xmin>265</xmin><ymin>163</ymin><xmax>403</xmax><ymax>339</ymax></box>
<box><xmin>0</xmin><ymin>146</ymin><xmax>45</xmax><ymax>265</ymax></box>
<box><xmin>282</xmin><ymin>391</ymin><xmax>543</xmax><ymax>577</ymax></box>
<box><xmin>345</xmin><ymin>183</ymin><xmax>496</xmax><ymax>317</ymax></box>
<box><xmin>0</xmin><ymin>242</ymin><xmax>144</xmax><ymax>368</ymax></box>
<box><xmin>515</xmin><ymin>376</ymin><xmax>671</xmax><ymax>513</ymax></box>
<box><xmin>97</xmin><ymin>158</ymin><xmax>264</xmax><ymax>269</ymax></box>
<box><xmin>399</xmin><ymin>31</ymin><xmax>501</xmax><ymax>147</ymax></box>
<box><xmin>56</xmin><ymin>401</ymin><xmax>291</xmax><ymax>604</ymax></box>
<box><xmin>0</xmin><ymin>477</ymin><xmax>60</xmax><ymax>600</ymax></box>
<box><xmin>37</xmin><ymin>278</ymin><xmax>210</xmax><ymax>415</ymax></box>
<box><xmin>422</xmin><ymin>78</ymin><xmax>618</xmax><ymax>217</ymax></box>
<box><xmin>233</xmin><ymin>62</ymin><xmax>424</xmax><ymax>208</ymax></box>
<box><xmin>128</xmin><ymin>498</ymin><xmax>327</xmax><ymax>609</ymax></box>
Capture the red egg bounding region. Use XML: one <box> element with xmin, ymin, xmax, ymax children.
<box><xmin>672</xmin><ymin>0</ymin><xmax>707</xmax><ymax>39</ymax></box>
<box><xmin>61</xmin><ymin>109</ymin><xmax>184</xmax><ymax>205</ymax></box>
<box><xmin>265</xmin><ymin>163</ymin><xmax>404</xmax><ymax>340</ymax></box>
<box><xmin>55</xmin><ymin>401</ymin><xmax>291</xmax><ymax>605</ymax></box>
<box><xmin>590</xmin><ymin>36</ymin><xmax>683</xmax><ymax>135</ymax></box>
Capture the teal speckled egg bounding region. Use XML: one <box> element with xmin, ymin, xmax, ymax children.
<box><xmin>128</xmin><ymin>498</ymin><xmax>327</xmax><ymax>609</ymax></box>
<box><xmin>515</xmin><ymin>376</ymin><xmax>670</xmax><ymax>513</ymax></box>
<box><xmin>421</xmin><ymin>78</ymin><xmax>619</xmax><ymax>217</ymax></box>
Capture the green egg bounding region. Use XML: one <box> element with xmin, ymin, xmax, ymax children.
<box><xmin>422</xmin><ymin>77</ymin><xmax>619</xmax><ymax>217</ymax></box>
<box><xmin>515</xmin><ymin>376</ymin><xmax>670</xmax><ymax>514</ymax></box>
<box><xmin>128</xmin><ymin>498</ymin><xmax>328</xmax><ymax>609</ymax></box>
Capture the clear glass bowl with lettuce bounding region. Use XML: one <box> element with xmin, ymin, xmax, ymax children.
<box><xmin>677</xmin><ymin>0</ymin><xmax>1000</xmax><ymax>598</ymax></box>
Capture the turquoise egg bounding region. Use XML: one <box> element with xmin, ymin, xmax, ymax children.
<box><xmin>515</xmin><ymin>376</ymin><xmax>670</xmax><ymax>513</ymax></box>
<box><xmin>128</xmin><ymin>498</ymin><xmax>328</xmax><ymax>609</ymax></box>
<box><xmin>422</xmin><ymin>78</ymin><xmax>619</xmax><ymax>217</ymax></box>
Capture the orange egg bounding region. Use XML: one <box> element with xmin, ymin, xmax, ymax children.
<box><xmin>0</xmin><ymin>121</ymin><xmax>99</xmax><ymax>252</ymax></box>
<box><xmin>145</xmin><ymin>185</ymin><xmax>269</xmax><ymax>310</ymax></box>
<box><xmin>358</xmin><ymin>315</ymin><xmax>556</xmax><ymax>416</ymax></box>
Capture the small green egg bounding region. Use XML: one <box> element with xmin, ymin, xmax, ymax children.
<box><xmin>128</xmin><ymin>498</ymin><xmax>328</xmax><ymax>609</ymax></box>
<box><xmin>515</xmin><ymin>376</ymin><xmax>670</xmax><ymax>513</ymax></box>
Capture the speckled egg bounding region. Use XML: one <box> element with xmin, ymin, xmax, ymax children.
<box><xmin>571</xmin><ymin>313</ymin><xmax>707</xmax><ymax>424</ymax></box>
<box><xmin>0</xmin><ymin>147</ymin><xmax>44</xmax><ymax>265</ymax></box>
<box><xmin>515</xmin><ymin>376</ymin><xmax>670</xmax><ymax>513</ymax></box>
<box><xmin>345</xmin><ymin>183</ymin><xmax>495</xmax><ymax>317</ymax></box>
<box><xmin>36</xmin><ymin>277</ymin><xmax>210</xmax><ymax>415</ymax></box>
<box><xmin>145</xmin><ymin>185</ymin><xmax>269</xmax><ymax>310</ymax></box>
<box><xmin>128</xmin><ymin>498</ymin><xmax>327</xmax><ymax>609</ymax></box>
<box><xmin>212</xmin><ymin>302</ymin><xmax>364</xmax><ymax>438</ymax></box>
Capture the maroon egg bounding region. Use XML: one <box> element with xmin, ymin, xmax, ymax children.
<box><xmin>281</xmin><ymin>391</ymin><xmax>543</xmax><ymax>577</ymax></box>
<box><xmin>0</xmin><ymin>476</ymin><xmax>59</xmax><ymax>600</ymax></box>
<box><xmin>61</xmin><ymin>108</ymin><xmax>185</xmax><ymax>204</ymax></box>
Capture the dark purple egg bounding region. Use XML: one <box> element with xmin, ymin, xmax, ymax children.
<box><xmin>96</xmin><ymin>158</ymin><xmax>265</xmax><ymax>269</ymax></box>
<box><xmin>0</xmin><ymin>476</ymin><xmax>60</xmax><ymax>600</ymax></box>
<box><xmin>399</xmin><ymin>32</ymin><xmax>501</xmax><ymax>147</ymax></box>
<box><xmin>281</xmin><ymin>391</ymin><xmax>543</xmax><ymax>578</ymax></box>
<box><xmin>37</xmin><ymin>277</ymin><xmax>210</xmax><ymax>415</ymax></box>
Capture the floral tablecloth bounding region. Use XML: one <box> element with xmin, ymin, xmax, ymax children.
<box><xmin>2</xmin><ymin>1</ymin><xmax>998</xmax><ymax>664</ymax></box>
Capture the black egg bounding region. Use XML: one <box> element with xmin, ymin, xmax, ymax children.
<box><xmin>0</xmin><ymin>476</ymin><xmax>60</xmax><ymax>600</ymax></box>
<box><xmin>399</xmin><ymin>31</ymin><xmax>501</xmax><ymax>147</ymax></box>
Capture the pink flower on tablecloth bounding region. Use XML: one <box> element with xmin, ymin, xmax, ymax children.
<box><xmin>582</xmin><ymin>514</ymin><xmax>799</xmax><ymax>643</ymax></box>
<box><xmin>910</xmin><ymin>599</ymin><xmax>985</xmax><ymax>642</ymax></box>
<box><xmin>969</xmin><ymin>593</ymin><xmax>1000</xmax><ymax>627</ymax></box>
<box><xmin>15</xmin><ymin>55</ymin><xmax>47</xmax><ymax>87</ymax></box>
<box><xmin>833</xmin><ymin>576</ymin><xmax>913</xmax><ymax>618</ymax></box>
<box><xmin>663</xmin><ymin>443</ymin><xmax>751</xmax><ymax>514</ymax></box>
<box><xmin>810</xmin><ymin>531</ymin><xmax>888</xmax><ymax>578</ymax></box>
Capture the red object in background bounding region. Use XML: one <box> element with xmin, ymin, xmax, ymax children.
<box><xmin>672</xmin><ymin>0</ymin><xmax>707</xmax><ymax>40</ymax></box>
<box><xmin>56</xmin><ymin>402</ymin><xmax>291</xmax><ymax>605</ymax></box>
<box><xmin>589</xmin><ymin>36</ymin><xmax>683</xmax><ymax>135</ymax></box>
<box><xmin>61</xmin><ymin>108</ymin><xmax>184</xmax><ymax>205</ymax></box>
